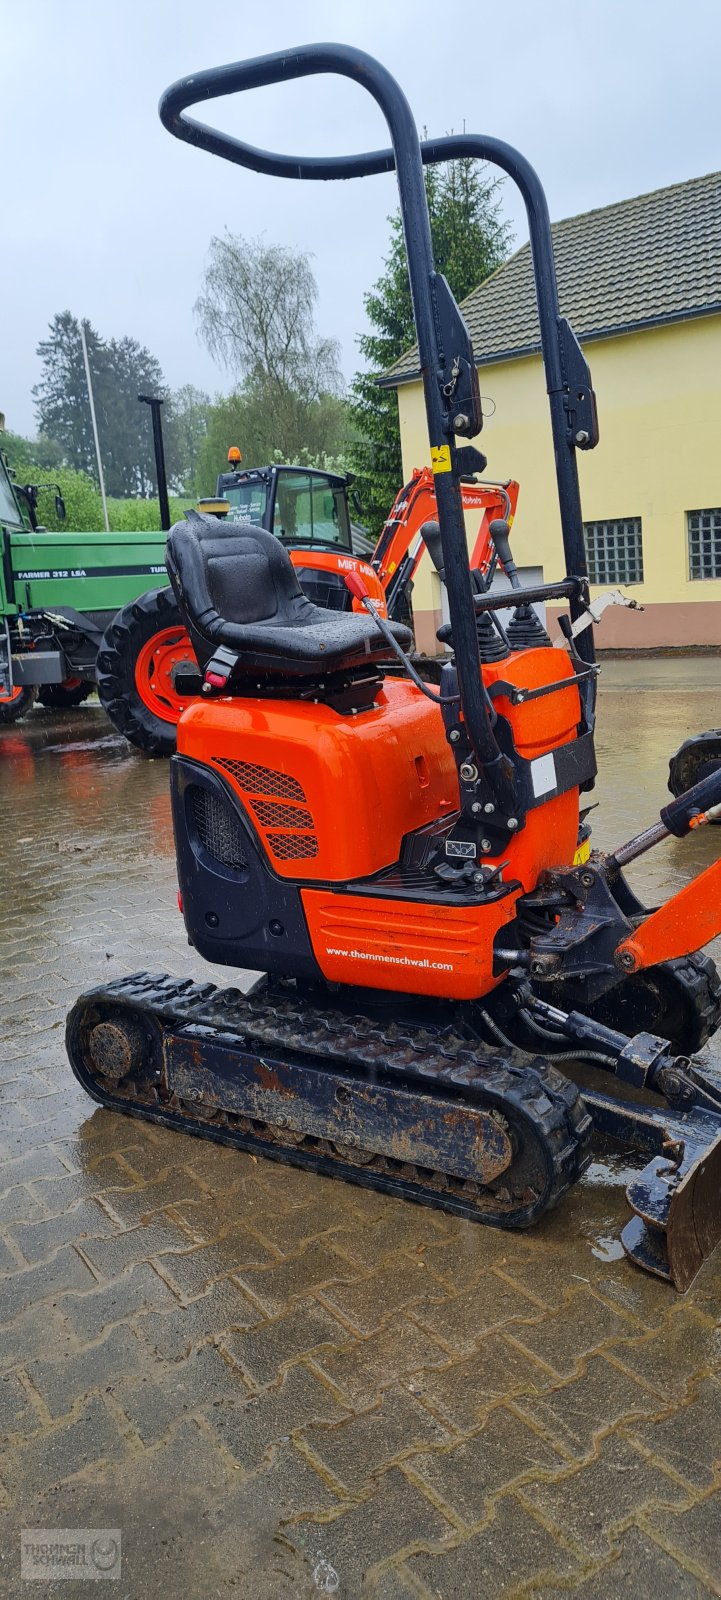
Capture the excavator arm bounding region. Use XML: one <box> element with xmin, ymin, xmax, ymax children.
<box><xmin>371</xmin><ymin>467</ymin><xmax>520</xmax><ymax>618</ymax></box>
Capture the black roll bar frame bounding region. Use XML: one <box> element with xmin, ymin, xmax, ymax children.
<box><xmin>159</xmin><ymin>44</ymin><xmax>597</xmax><ymax>804</ymax></box>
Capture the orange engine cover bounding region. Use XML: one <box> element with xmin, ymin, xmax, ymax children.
<box><xmin>176</xmin><ymin>646</ymin><xmax>583</xmax><ymax>1001</ymax></box>
<box><xmin>177</xmin><ymin>677</ymin><xmax>457</xmax><ymax>882</ymax></box>
<box><xmin>480</xmin><ymin>644</ymin><xmax>583</xmax><ymax>890</ymax></box>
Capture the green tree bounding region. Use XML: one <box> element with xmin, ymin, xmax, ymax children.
<box><xmin>22</xmin><ymin>467</ymin><xmax>103</xmax><ymax>533</ymax></box>
<box><xmin>33</xmin><ymin>312</ymin><xmax>106</xmax><ymax>481</ymax></box>
<box><xmin>0</xmin><ymin>429</ymin><xmax>64</xmax><ymax>474</ymax></box>
<box><xmin>195</xmin><ymin>234</ymin><xmax>348</xmax><ymax>467</ymax></box>
<box><xmin>349</xmin><ymin>158</ymin><xmax>512</xmax><ymax>534</ymax></box>
<box><xmin>164</xmin><ymin>385</ymin><xmax>212</xmax><ymax>494</ymax></box>
<box><xmin>1</xmin><ymin>429</ymin><xmax>102</xmax><ymax>531</ymax></box>
<box><xmin>102</xmin><ymin>335</ymin><xmax>167</xmax><ymax>497</ymax></box>
<box><xmin>106</xmin><ymin>494</ymin><xmax>195</xmax><ymax>532</ymax></box>
<box><xmin>33</xmin><ymin>313</ymin><xmax>172</xmax><ymax>499</ymax></box>
<box><xmin>194</xmin><ymin>385</ymin><xmax>350</xmax><ymax>497</ymax></box>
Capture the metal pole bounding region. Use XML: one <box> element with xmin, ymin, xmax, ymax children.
<box><xmin>80</xmin><ymin>321</ymin><xmax>109</xmax><ymax>533</ymax></box>
<box><xmin>138</xmin><ymin>394</ymin><xmax>171</xmax><ymax>532</ymax></box>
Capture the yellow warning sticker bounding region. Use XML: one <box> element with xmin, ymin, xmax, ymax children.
<box><xmin>573</xmin><ymin>837</ymin><xmax>591</xmax><ymax>866</ymax></box>
<box><xmin>431</xmin><ymin>445</ymin><xmax>452</xmax><ymax>474</ymax></box>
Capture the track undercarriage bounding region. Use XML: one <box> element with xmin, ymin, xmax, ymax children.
<box><xmin>66</xmin><ymin>967</ymin><xmax>721</xmax><ymax>1291</ymax></box>
<box><xmin>67</xmin><ymin>973</ymin><xmax>592</xmax><ymax>1230</ymax></box>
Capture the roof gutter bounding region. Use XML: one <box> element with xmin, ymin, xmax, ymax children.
<box><xmin>378</xmin><ymin>300</ymin><xmax>721</xmax><ymax>390</ymax></box>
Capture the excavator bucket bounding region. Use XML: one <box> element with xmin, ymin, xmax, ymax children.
<box><xmin>583</xmin><ymin>1088</ymin><xmax>721</xmax><ymax>1291</ymax></box>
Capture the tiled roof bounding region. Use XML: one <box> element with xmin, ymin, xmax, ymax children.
<box><xmin>382</xmin><ymin>170</ymin><xmax>721</xmax><ymax>385</ymax></box>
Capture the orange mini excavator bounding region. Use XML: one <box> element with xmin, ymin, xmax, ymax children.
<box><xmin>68</xmin><ymin>46</ymin><xmax>721</xmax><ymax>1290</ymax></box>
<box><xmin>372</xmin><ymin>467</ymin><xmax>519</xmax><ymax>622</ymax></box>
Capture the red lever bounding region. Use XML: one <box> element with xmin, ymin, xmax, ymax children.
<box><xmin>344</xmin><ymin>570</ymin><xmax>370</xmax><ymax>601</ymax></box>
<box><xmin>205</xmin><ymin>670</ymin><xmax>228</xmax><ymax>688</ymax></box>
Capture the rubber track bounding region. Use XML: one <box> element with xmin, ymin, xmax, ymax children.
<box><xmin>67</xmin><ymin>971</ymin><xmax>593</xmax><ymax>1230</ymax></box>
<box><xmin>669</xmin><ymin>952</ymin><xmax>721</xmax><ymax>1052</ymax></box>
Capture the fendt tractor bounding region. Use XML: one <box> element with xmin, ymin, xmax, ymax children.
<box><xmin>0</xmin><ymin>435</ymin><xmax>190</xmax><ymax>742</ymax></box>
<box><xmin>0</xmin><ymin>439</ymin><xmax>375</xmax><ymax>751</ymax></box>
<box><xmin>67</xmin><ymin>46</ymin><xmax>721</xmax><ymax>1290</ymax></box>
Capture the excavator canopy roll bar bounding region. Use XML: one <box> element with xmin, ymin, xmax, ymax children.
<box><xmin>159</xmin><ymin>44</ymin><xmax>598</xmax><ymax>799</ymax></box>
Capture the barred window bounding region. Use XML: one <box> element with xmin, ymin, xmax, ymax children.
<box><xmin>583</xmin><ymin>518</ymin><xmax>644</xmax><ymax>586</ymax></box>
<box><xmin>688</xmin><ymin>509</ymin><xmax>721</xmax><ymax>580</ymax></box>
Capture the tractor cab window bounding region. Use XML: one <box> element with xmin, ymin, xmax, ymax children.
<box><xmin>0</xmin><ymin>464</ymin><xmax>23</xmax><ymax>528</ymax></box>
<box><xmin>272</xmin><ymin>471</ymin><xmax>351</xmax><ymax>549</ymax></box>
<box><xmin>224</xmin><ymin>481</ymin><xmax>269</xmax><ymax>527</ymax></box>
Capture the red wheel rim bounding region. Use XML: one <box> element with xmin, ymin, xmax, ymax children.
<box><xmin>0</xmin><ymin>685</ymin><xmax>25</xmax><ymax>705</ymax></box>
<box><xmin>133</xmin><ymin>626</ymin><xmax>196</xmax><ymax>722</ymax></box>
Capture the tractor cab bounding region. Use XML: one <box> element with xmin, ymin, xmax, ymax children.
<box><xmin>0</xmin><ymin>433</ymin><xmax>28</xmax><ymax>698</ymax></box>
<box><xmin>201</xmin><ymin>458</ymin><xmax>354</xmax><ymax>553</ymax></box>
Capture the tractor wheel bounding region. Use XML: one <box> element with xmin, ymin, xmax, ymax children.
<box><xmin>38</xmin><ymin>677</ymin><xmax>94</xmax><ymax>710</ymax></box>
<box><xmin>547</xmin><ymin>951</ymin><xmax>721</xmax><ymax>1058</ymax></box>
<box><xmin>0</xmin><ymin>685</ymin><xmax>37</xmax><ymax>724</ymax></box>
<box><xmin>96</xmin><ymin>587</ymin><xmax>197</xmax><ymax>756</ymax></box>
<box><xmin>669</xmin><ymin>731</ymin><xmax>721</xmax><ymax>808</ymax></box>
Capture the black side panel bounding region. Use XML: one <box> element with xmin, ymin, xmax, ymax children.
<box><xmin>171</xmin><ymin>755</ymin><xmax>323</xmax><ymax>981</ymax></box>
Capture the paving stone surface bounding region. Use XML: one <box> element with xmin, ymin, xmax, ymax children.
<box><xmin>2</xmin><ymin>679</ymin><xmax>721</xmax><ymax>1596</ymax></box>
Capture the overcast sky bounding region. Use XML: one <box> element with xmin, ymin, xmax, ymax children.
<box><xmin>2</xmin><ymin>0</ymin><xmax>719</xmax><ymax>439</ymax></box>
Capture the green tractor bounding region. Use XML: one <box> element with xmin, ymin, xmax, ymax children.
<box><xmin>0</xmin><ymin>431</ymin><xmax>195</xmax><ymax>748</ymax></box>
<box><xmin>0</xmin><ymin>434</ymin><xmax>375</xmax><ymax>754</ymax></box>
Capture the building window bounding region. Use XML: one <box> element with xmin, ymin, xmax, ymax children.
<box><xmin>688</xmin><ymin>509</ymin><xmax>721</xmax><ymax>580</ymax></box>
<box><xmin>583</xmin><ymin>518</ymin><xmax>644</xmax><ymax>585</ymax></box>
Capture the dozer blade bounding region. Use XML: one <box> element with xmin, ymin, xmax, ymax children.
<box><xmin>582</xmin><ymin>1088</ymin><xmax>721</xmax><ymax>1291</ymax></box>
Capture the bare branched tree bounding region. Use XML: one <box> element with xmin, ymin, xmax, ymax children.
<box><xmin>194</xmin><ymin>233</ymin><xmax>343</xmax><ymax>403</ymax></box>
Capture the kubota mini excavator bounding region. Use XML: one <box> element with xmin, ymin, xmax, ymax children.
<box><xmin>372</xmin><ymin>467</ymin><xmax>519</xmax><ymax>621</ymax></box>
<box><xmin>67</xmin><ymin>46</ymin><xmax>721</xmax><ymax>1290</ymax></box>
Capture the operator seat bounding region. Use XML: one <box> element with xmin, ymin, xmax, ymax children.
<box><xmin>166</xmin><ymin>511</ymin><xmax>411</xmax><ymax>677</ymax></box>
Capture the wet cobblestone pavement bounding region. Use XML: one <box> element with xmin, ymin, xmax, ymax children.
<box><xmin>2</xmin><ymin>660</ymin><xmax>721</xmax><ymax>1598</ymax></box>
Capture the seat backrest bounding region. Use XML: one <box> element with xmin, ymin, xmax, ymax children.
<box><xmin>165</xmin><ymin>508</ymin><xmax>412</xmax><ymax>685</ymax></box>
<box><xmin>167</xmin><ymin>510</ymin><xmax>306</xmax><ymax>635</ymax></box>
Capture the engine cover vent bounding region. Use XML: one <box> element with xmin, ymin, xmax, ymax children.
<box><xmin>190</xmin><ymin>785</ymin><xmax>247</xmax><ymax>870</ymax></box>
<box><xmin>268</xmin><ymin>833</ymin><xmax>319</xmax><ymax>860</ymax></box>
<box><xmin>214</xmin><ymin>758</ymin><xmax>306</xmax><ymax>803</ymax></box>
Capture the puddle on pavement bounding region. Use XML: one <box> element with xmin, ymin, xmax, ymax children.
<box><xmin>39</xmin><ymin>734</ymin><xmax>130</xmax><ymax>756</ymax></box>
<box><xmin>582</xmin><ymin>1150</ymin><xmax>647</xmax><ymax>1189</ymax></box>
<box><xmin>591</xmin><ymin>1233</ymin><xmax>626</xmax><ymax>1262</ymax></box>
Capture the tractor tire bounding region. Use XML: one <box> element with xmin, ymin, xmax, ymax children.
<box><xmin>0</xmin><ymin>685</ymin><xmax>37</xmax><ymax>724</ymax></box>
<box><xmin>547</xmin><ymin>951</ymin><xmax>721</xmax><ymax>1057</ymax></box>
<box><xmin>38</xmin><ymin>677</ymin><xmax>94</xmax><ymax>710</ymax></box>
<box><xmin>669</xmin><ymin>731</ymin><xmax>721</xmax><ymax>807</ymax></box>
<box><xmin>96</xmin><ymin>587</ymin><xmax>197</xmax><ymax>757</ymax></box>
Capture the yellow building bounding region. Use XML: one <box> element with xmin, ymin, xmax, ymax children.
<box><xmin>381</xmin><ymin>171</ymin><xmax>721</xmax><ymax>652</ymax></box>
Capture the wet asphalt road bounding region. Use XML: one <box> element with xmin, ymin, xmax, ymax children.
<box><xmin>1</xmin><ymin>659</ymin><xmax>721</xmax><ymax>1598</ymax></box>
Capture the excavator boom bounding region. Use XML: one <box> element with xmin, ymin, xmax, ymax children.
<box><xmin>372</xmin><ymin>467</ymin><xmax>520</xmax><ymax>616</ymax></box>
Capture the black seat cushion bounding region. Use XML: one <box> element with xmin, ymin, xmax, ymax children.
<box><xmin>166</xmin><ymin>512</ymin><xmax>411</xmax><ymax>677</ymax></box>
